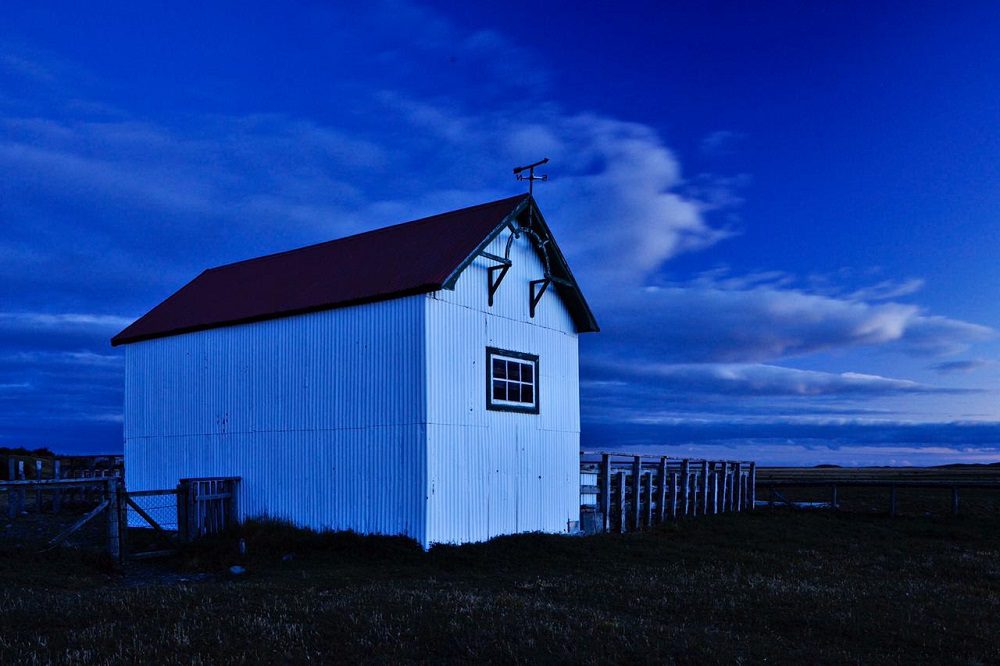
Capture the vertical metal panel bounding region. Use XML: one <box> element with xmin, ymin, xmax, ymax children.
<box><xmin>425</xmin><ymin>230</ymin><xmax>580</xmax><ymax>545</ymax></box>
<box><xmin>124</xmin><ymin>295</ymin><xmax>428</xmax><ymax>546</ymax></box>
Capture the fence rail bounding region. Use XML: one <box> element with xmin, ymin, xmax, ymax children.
<box><xmin>757</xmin><ymin>467</ymin><xmax>1000</xmax><ymax>515</ymax></box>
<box><xmin>4</xmin><ymin>454</ymin><xmax>120</xmax><ymax>518</ymax></box>
<box><xmin>580</xmin><ymin>452</ymin><xmax>756</xmax><ymax>533</ymax></box>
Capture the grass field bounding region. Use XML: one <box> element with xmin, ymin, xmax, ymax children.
<box><xmin>3</xmin><ymin>507</ymin><xmax>1000</xmax><ymax>664</ymax></box>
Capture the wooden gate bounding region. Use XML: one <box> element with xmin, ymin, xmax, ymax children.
<box><xmin>176</xmin><ymin>477</ymin><xmax>240</xmax><ymax>543</ymax></box>
<box><xmin>126</xmin><ymin>477</ymin><xmax>239</xmax><ymax>559</ymax></box>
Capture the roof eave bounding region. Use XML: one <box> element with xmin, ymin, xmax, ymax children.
<box><xmin>110</xmin><ymin>282</ymin><xmax>444</xmax><ymax>346</ymax></box>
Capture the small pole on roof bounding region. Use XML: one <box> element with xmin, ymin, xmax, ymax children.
<box><xmin>513</xmin><ymin>158</ymin><xmax>549</xmax><ymax>196</ymax></box>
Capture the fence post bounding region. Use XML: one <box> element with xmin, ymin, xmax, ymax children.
<box><xmin>17</xmin><ymin>460</ymin><xmax>26</xmax><ymax>514</ymax></box>
<box><xmin>631</xmin><ymin>456</ymin><xmax>641</xmax><ymax>531</ymax></box>
<box><xmin>719</xmin><ymin>460</ymin><xmax>730</xmax><ymax>512</ymax></box>
<box><xmin>35</xmin><ymin>459</ymin><xmax>43</xmax><ymax>511</ymax></box>
<box><xmin>53</xmin><ymin>459</ymin><xmax>62</xmax><ymax>513</ymax></box>
<box><xmin>680</xmin><ymin>460</ymin><xmax>690</xmax><ymax>518</ymax></box>
<box><xmin>711</xmin><ymin>465</ymin><xmax>720</xmax><ymax>514</ymax></box>
<box><xmin>701</xmin><ymin>460</ymin><xmax>710</xmax><ymax>515</ymax></box>
<box><xmin>951</xmin><ymin>486</ymin><xmax>959</xmax><ymax>516</ymax></box>
<box><xmin>831</xmin><ymin>484</ymin><xmax>838</xmax><ymax>511</ymax></box>
<box><xmin>600</xmin><ymin>454</ymin><xmax>611</xmax><ymax>533</ymax></box>
<box><xmin>738</xmin><ymin>468</ymin><xmax>746</xmax><ymax>511</ymax></box>
<box><xmin>106</xmin><ymin>479</ymin><xmax>121</xmax><ymax>562</ymax></box>
<box><xmin>176</xmin><ymin>480</ymin><xmax>189</xmax><ymax>543</ymax></box>
<box><xmin>748</xmin><ymin>462</ymin><xmax>756</xmax><ymax>510</ymax></box>
<box><xmin>669</xmin><ymin>471</ymin><xmax>679</xmax><ymax>520</ymax></box>
<box><xmin>119</xmin><ymin>479</ymin><xmax>128</xmax><ymax>558</ymax></box>
<box><xmin>889</xmin><ymin>484</ymin><xmax>897</xmax><ymax>517</ymax></box>
<box><xmin>731</xmin><ymin>463</ymin><xmax>741</xmax><ymax>512</ymax></box>
<box><xmin>7</xmin><ymin>458</ymin><xmax>16</xmax><ymax>519</ymax></box>
<box><xmin>642</xmin><ymin>472</ymin><xmax>653</xmax><ymax>527</ymax></box>
<box><xmin>657</xmin><ymin>457</ymin><xmax>667</xmax><ymax>523</ymax></box>
<box><xmin>226</xmin><ymin>478</ymin><xmax>239</xmax><ymax>529</ymax></box>
<box><xmin>744</xmin><ymin>469</ymin><xmax>750</xmax><ymax>510</ymax></box>
<box><xmin>188</xmin><ymin>479</ymin><xmax>199</xmax><ymax>541</ymax></box>
<box><xmin>617</xmin><ymin>471</ymin><xmax>627</xmax><ymax>533</ymax></box>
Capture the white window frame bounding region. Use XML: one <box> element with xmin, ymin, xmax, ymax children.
<box><xmin>486</xmin><ymin>347</ymin><xmax>539</xmax><ymax>414</ymax></box>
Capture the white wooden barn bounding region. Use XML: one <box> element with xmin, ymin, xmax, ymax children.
<box><xmin>112</xmin><ymin>194</ymin><xmax>598</xmax><ymax>547</ymax></box>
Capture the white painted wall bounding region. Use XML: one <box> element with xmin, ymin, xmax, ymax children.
<box><xmin>424</xmin><ymin>228</ymin><xmax>580</xmax><ymax>544</ymax></box>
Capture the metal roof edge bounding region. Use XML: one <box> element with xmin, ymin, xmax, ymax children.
<box><xmin>526</xmin><ymin>200</ymin><xmax>600</xmax><ymax>333</ymax></box>
<box><xmin>439</xmin><ymin>195</ymin><xmax>530</xmax><ymax>290</ymax></box>
<box><xmin>110</xmin><ymin>283</ymin><xmax>442</xmax><ymax>346</ymax></box>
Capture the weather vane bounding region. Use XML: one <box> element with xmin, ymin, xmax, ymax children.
<box><xmin>513</xmin><ymin>157</ymin><xmax>549</xmax><ymax>195</ymax></box>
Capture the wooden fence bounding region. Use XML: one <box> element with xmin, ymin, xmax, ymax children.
<box><xmin>757</xmin><ymin>467</ymin><xmax>1000</xmax><ymax>516</ymax></box>
<box><xmin>4</xmin><ymin>454</ymin><xmax>121</xmax><ymax>516</ymax></box>
<box><xmin>580</xmin><ymin>452</ymin><xmax>757</xmax><ymax>533</ymax></box>
<box><xmin>1</xmin><ymin>477</ymin><xmax>124</xmax><ymax>556</ymax></box>
<box><xmin>0</xmin><ymin>475</ymin><xmax>239</xmax><ymax>561</ymax></box>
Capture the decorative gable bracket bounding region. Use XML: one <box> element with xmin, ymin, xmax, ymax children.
<box><xmin>483</xmin><ymin>251</ymin><xmax>512</xmax><ymax>307</ymax></box>
<box><xmin>530</xmin><ymin>274</ymin><xmax>573</xmax><ymax>318</ymax></box>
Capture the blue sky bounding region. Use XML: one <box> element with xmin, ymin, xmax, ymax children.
<box><xmin>2</xmin><ymin>2</ymin><xmax>999</xmax><ymax>464</ymax></box>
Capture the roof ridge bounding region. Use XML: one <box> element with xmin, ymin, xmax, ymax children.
<box><xmin>206</xmin><ymin>193</ymin><xmax>529</xmax><ymax>273</ymax></box>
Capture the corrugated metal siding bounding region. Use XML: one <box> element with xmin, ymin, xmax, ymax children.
<box><xmin>124</xmin><ymin>296</ymin><xmax>428</xmax><ymax>546</ymax></box>
<box><xmin>425</xmin><ymin>229</ymin><xmax>580</xmax><ymax>545</ymax></box>
<box><xmin>124</xmin><ymin>226</ymin><xmax>583</xmax><ymax>549</ymax></box>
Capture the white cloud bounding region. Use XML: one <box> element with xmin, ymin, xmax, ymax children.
<box><xmin>370</xmin><ymin>95</ymin><xmax>734</xmax><ymax>288</ymax></box>
<box><xmin>598</xmin><ymin>278</ymin><xmax>994</xmax><ymax>363</ymax></box>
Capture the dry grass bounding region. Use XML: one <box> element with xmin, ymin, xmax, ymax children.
<box><xmin>2</xmin><ymin>509</ymin><xmax>1000</xmax><ymax>664</ymax></box>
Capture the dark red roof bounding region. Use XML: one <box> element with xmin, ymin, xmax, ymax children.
<box><xmin>112</xmin><ymin>195</ymin><xmax>597</xmax><ymax>346</ymax></box>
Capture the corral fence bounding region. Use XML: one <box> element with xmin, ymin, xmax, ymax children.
<box><xmin>757</xmin><ymin>467</ymin><xmax>1000</xmax><ymax>516</ymax></box>
<box><xmin>580</xmin><ymin>452</ymin><xmax>757</xmax><ymax>533</ymax></box>
<box><xmin>4</xmin><ymin>454</ymin><xmax>121</xmax><ymax>519</ymax></box>
<box><xmin>1</xmin><ymin>472</ymin><xmax>239</xmax><ymax>561</ymax></box>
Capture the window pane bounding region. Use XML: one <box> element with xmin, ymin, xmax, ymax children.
<box><xmin>521</xmin><ymin>385</ymin><xmax>533</xmax><ymax>404</ymax></box>
<box><xmin>507</xmin><ymin>382</ymin><xmax>520</xmax><ymax>402</ymax></box>
<box><xmin>493</xmin><ymin>358</ymin><xmax>506</xmax><ymax>379</ymax></box>
<box><xmin>521</xmin><ymin>364</ymin><xmax>533</xmax><ymax>383</ymax></box>
<box><xmin>508</xmin><ymin>362</ymin><xmax>520</xmax><ymax>381</ymax></box>
<box><xmin>492</xmin><ymin>380</ymin><xmax>506</xmax><ymax>401</ymax></box>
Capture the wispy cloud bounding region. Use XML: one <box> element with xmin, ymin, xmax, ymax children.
<box><xmin>0</xmin><ymin>312</ymin><xmax>133</xmax><ymax>331</ymax></box>
<box><xmin>3</xmin><ymin>351</ymin><xmax>122</xmax><ymax>367</ymax></box>
<box><xmin>699</xmin><ymin>130</ymin><xmax>743</xmax><ymax>158</ymax></box>
<box><xmin>930</xmin><ymin>358</ymin><xmax>996</xmax><ymax>375</ymax></box>
<box><xmin>591</xmin><ymin>361</ymin><xmax>976</xmax><ymax>397</ymax></box>
<box><xmin>846</xmin><ymin>278</ymin><xmax>925</xmax><ymax>302</ymax></box>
